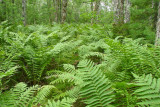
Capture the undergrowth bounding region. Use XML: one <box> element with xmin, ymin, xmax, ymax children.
<box><xmin>0</xmin><ymin>21</ymin><xmax>160</xmax><ymax>107</ymax></box>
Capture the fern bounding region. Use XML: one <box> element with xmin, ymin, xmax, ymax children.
<box><xmin>49</xmin><ymin>64</ymin><xmax>83</xmax><ymax>99</ymax></box>
<box><xmin>45</xmin><ymin>97</ymin><xmax>75</xmax><ymax>107</ymax></box>
<box><xmin>50</xmin><ymin>64</ymin><xmax>83</xmax><ymax>85</ymax></box>
<box><xmin>0</xmin><ymin>82</ymin><xmax>39</xmax><ymax>107</ymax></box>
<box><xmin>0</xmin><ymin>66</ymin><xmax>17</xmax><ymax>79</ymax></box>
<box><xmin>133</xmin><ymin>73</ymin><xmax>160</xmax><ymax>106</ymax></box>
<box><xmin>78</xmin><ymin>60</ymin><xmax>115</xmax><ymax>107</ymax></box>
<box><xmin>63</xmin><ymin>64</ymin><xmax>76</xmax><ymax>73</ymax></box>
<box><xmin>0</xmin><ymin>66</ymin><xmax>17</xmax><ymax>91</ymax></box>
<box><xmin>34</xmin><ymin>85</ymin><xmax>57</xmax><ymax>104</ymax></box>
<box><xmin>48</xmin><ymin>40</ymin><xmax>82</xmax><ymax>56</ymax></box>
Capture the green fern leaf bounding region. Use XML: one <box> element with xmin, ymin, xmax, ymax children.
<box><xmin>46</xmin><ymin>97</ymin><xmax>75</xmax><ymax>107</ymax></box>
<box><xmin>79</xmin><ymin>60</ymin><xmax>115</xmax><ymax>107</ymax></box>
<box><xmin>133</xmin><ymin>73</ymin><xmax>160</xmax><ymax>106</ymax></box>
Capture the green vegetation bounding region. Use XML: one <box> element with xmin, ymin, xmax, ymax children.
<box><xmin>1</xmin><ymin>0</ymin><xmax>160</xmax><ymax>107</ymax></box>
<box><xmin>1</xmin><ymin>21</ymin><xmax>160</xmax><ymax>106</ymax></box>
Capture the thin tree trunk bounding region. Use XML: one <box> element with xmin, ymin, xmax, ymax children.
<box><xmin>47</xmin><ymin>0</ymin><xmax>51</xmax><ymax>23</ymax></box>
<box><xmin>152</xmin><ymin>0</ymin><xmax>154</xmax><ymax>8</ymax></box>
<box><xmin>155</xmin><ymin>2</ymin><xmax>160</xmax><ymax>46</ymax></box>
<box><xmin>91</xmin><ymin>0</ymin><xmax>94</xmax><ymax>24</ymax></box>
<box><xmin>91</xmin><ymin>0</ymin><xmax>101</xmax><ymax>24</ymax></box>
<box><xmin>118</xmin><ymin>0</ymin><xmax>124</xmax><ymax>24</ymax></box>
<box><xmin>94</xmin><ymin>0</ymin><xmax>101</xmax><ymax>13</ymax></box>
<box><xmin>53</xmin><ymin>0</ymin><xmax>58</xmax><ymax>22</ymax></box>
<box><xmin>94</xmin><ymin>0</ymin><xmax>101</xmax><ymax>22</ymax></box>
<box><xmin>22</xmin><ymin>0</ymin><xmax>27</xmax><ymax>26</ymax></box>
<box><xmin>124</xmin><ymin>0</ymin><xmax>130</xmax><ymax>23</ymax></box>
<box><xmin>113</xmin><ymin>0</ymin><xmax>119</xmax><ymax>23</ymax></box>
<box><xmin>153</xmin><ymin>1</ymin><xmax>159</xmax><ymax>29</ymax></box>
<box><xmin>1</xmin><ymin>0</ymin><xmax>6</xmax><ymax>21</ymax></box>
<box><xmin>114</xmin><ymin>0</ymin><xmax>124</xmax><ymax>24</ymax></box>
<box><xmin>58</xmin><ymin>0</ymin><xmax>62</xmax><ymax>22</ymax></box>
<box><xmin>0</xmin><ymin>0</ymin><xmax>4</xmax><ymax>21</ymax></box>
<box><xmin>75</xmin><ymin>6</ymin><xmax>80</xmax><ymax>22</ymax></box>
<box><xmin>33</xmin><ymin>0</ymin><xmax>36</xmax><ymax>24</ymax></box>
<box><xmin>61</xmin><ymin>0</ymin><xmax>68</xmax><ymax>23</ymax></box>
<box><xmin>12</xmin><ymin>0</ymin><xmax>15</xmax><ymax>22</ymax></box>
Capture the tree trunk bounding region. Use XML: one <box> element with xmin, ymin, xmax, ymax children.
<box><xmin>91</xmin><ymin>0</ymin><xmax>94</xmax><ymax>24</ymax></box>
<box><xmin>61</xmin><ymin>0</ymin><xmax>68</xmax><ymax>23</ymax></box>
<box><xmin>114</xmin><ymin>0</ymin><xmax>124</xmax><ymax>24</ymax></box>
<box><xmin>75</xmin><ymin>6</ymin><xmax>80</xmax><ymax>22</ymax></box>
<box><xmin>59</xmin><ymin>0</ymin><xmax>62</xmax><ymax>23</ymax></box>
<box><xmin>94</xmin><ymin>0</ymin><xmax>101</xmax><ymax>13</ymax></box>
<box><xmin>91</xmin><ymin>0</ymin><xmax>101</xmax><ymax>24</ymax></box>
<box><xmin>0</xmin><ymin>0</ymin><xmax>6</xmax><ymax>21</ymax></box>
<box><xmin>12</xmin><ymin>0</ymin><xmax>15</xmax><ymax>21</ymax></box>
<box><xmin>113</xmin><ymin>0</ymin><xmax>119</xmax><ymax>23</ymax></box>
<box><xmin>124</xmin><ymin>0</ymin><xmax>130</xmax><ymax>23</ymax></box>
<box><xmin>118</xmin><ymin>0</ymin><xmax>124</xmax><ymax>24</ymax></box>
<box><xmin>94</xmin><ymin>0</ymin><xmax>101</xmax><ymax>22</ymax></box>
<box><xmin>47</xmin><ymin>0</ymin><xmax>51</xmax><ymax>23</ymax></box>
<box><xmin>53</xmin><ymin>0</ymin><xmax>58</xmax><ymax>22</ymax></box>
<box><xmin>155</xmin><ymin>2</ymin><xmax>160</xmax><ymax>46</ymax></box>
<box><xmin>22</xmin><ymin>0</ymin><xmax>27</xmax><ymax>26</ymax></box>
<box><xmin>153</xmin><ymin>1</ymin><xmax>159</xmax><ymax>29</ymax></box>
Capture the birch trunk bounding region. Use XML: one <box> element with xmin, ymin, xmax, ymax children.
<box><xmin>91</xmin><ymin>0</ymin><xmax>94</xmax><ymax>24</ymax></box>
<box><xmin>61</xmin><ymin>0</ymin><xmax>68</xmax><ymax>23</ymax></box>
<box><xmin>113</xmin><ymin>0</ymin><xmax>124</xmax><ymax>24</ymax></box>
<box><xmin>22</xmin><ymin>0</ymin><xmax>27</xmax><ymax>26</ymax></box>
<box><xmin>92</xmin><ymin>0</ymin><xmax>101</xmax><ymax>24</ymax></box>
<box><xmin>113</xmin><ymin>0</ymin><xmax>119</xmax><ymax>23</ymax></box>
<box><xmin>124</xmin><ymin>0</ymin><xmax>130</xmax><ymax>23</ymax></box>
<box><xmin>155</xmin><ymin>2</ymin><xmax>160</xmax><ymax>46</ymax></box>
<box><xmin>118</xmin><ymin>0</ymin><xmax>124</xmax><ymax>24</ymax></box>
<box><xmin>94</xmin><ymin>0</ymin><xmax>101</xmax><ymax>13</ymax></box>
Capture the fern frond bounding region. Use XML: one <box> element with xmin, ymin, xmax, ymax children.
<box><xmin>133</xmin><ymin>73</ymin><xmax>160</xmax><ymax>106</ymax></box>
<box><xmin>0</xmin><ymin>82</ymin><xmax>39</xmax><ymax>107</ymax></box>
<box><xmin>46</xmin><ymin>97</ymin><xmax>75</xmax><ymax>107</ymax></box>
<box><xmin>78</xmin><ymin>60</ymin><xmax>115</xmax><ymax>107</ymax></box>
<box><xmin>0</xmin><ymin>66</ymin><xmax>17</xmax><ymax>79</ymax></box>
<box><xmin>48</xmin><ymin>40</ymin><xmax>82</xmax><ymax>56</ymax></box>
<box><xmin>63</xmin><ymin>64</ymin><xmax>76</xmax><ymax>74</ymax></box>
<box><xmin>50</xmin><ymin>72</ymin><xmax>83</xmax><ymax>85</ymax></box>
<box><xmin>15</xmin><ymin>84</ymin><xmax>39</xmax><ymax>106</ymax></box>
<box><xmin>34</xmin><ymin>85</ymin><xmax>57</xmax><ymax>104</ymax></box>
<box><xmin>83</xmin><ymin>52</ymin><xmax>106</xmax><ymax>61</ymax></box>
<box><xmin>66</xmin><ymin>86</ymin><xmax>81</xmax><ymax>99</ymax></box>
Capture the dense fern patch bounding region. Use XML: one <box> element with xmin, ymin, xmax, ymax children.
<box><xmin>1</xmin><ymin>22</ymin><xmax>160</xmax><ymax>107</ymax></box>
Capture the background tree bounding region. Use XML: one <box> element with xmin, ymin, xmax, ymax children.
<box><xmin>1</xmin><ymin>0</ymin><xmax>160</xmax><ymax>107</ymax></box>
<box><xmin>61</xmin><ymin>0</ymin><xmax>68</xmax><ymax>23</ymax></box>
<box><xmin>124</xmin><ymin>0</ymin><xmax>130</xmax><ymax>23</ymax></box>
<box><xmin>0</xmin><ymin>0</ymin><xmax>159</xmax><ymax>44</ymax></box>
<box><xmin>22</xmin><ymin>0</ymin><xmax>27</xmax><ymax>26</ymax></box>
<box><xmin>54</xmin><ymin>0</ymin><xmax>59</xmax><ymax>22</ymax></box>
<box><xmin>155</xmin><ymin>1</ymin><xmax>160</xmax><ymax>46</ymax></box>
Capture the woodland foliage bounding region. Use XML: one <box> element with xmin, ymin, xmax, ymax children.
<box><xmin>1</xmin><ymin>21</ymin><xmax>160</xmax><ymax>107</ymax></box>
<box><xmin>0</xmin><ymin>0</ymin><xmax>160</xmax><ymax>106</ymax></box>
